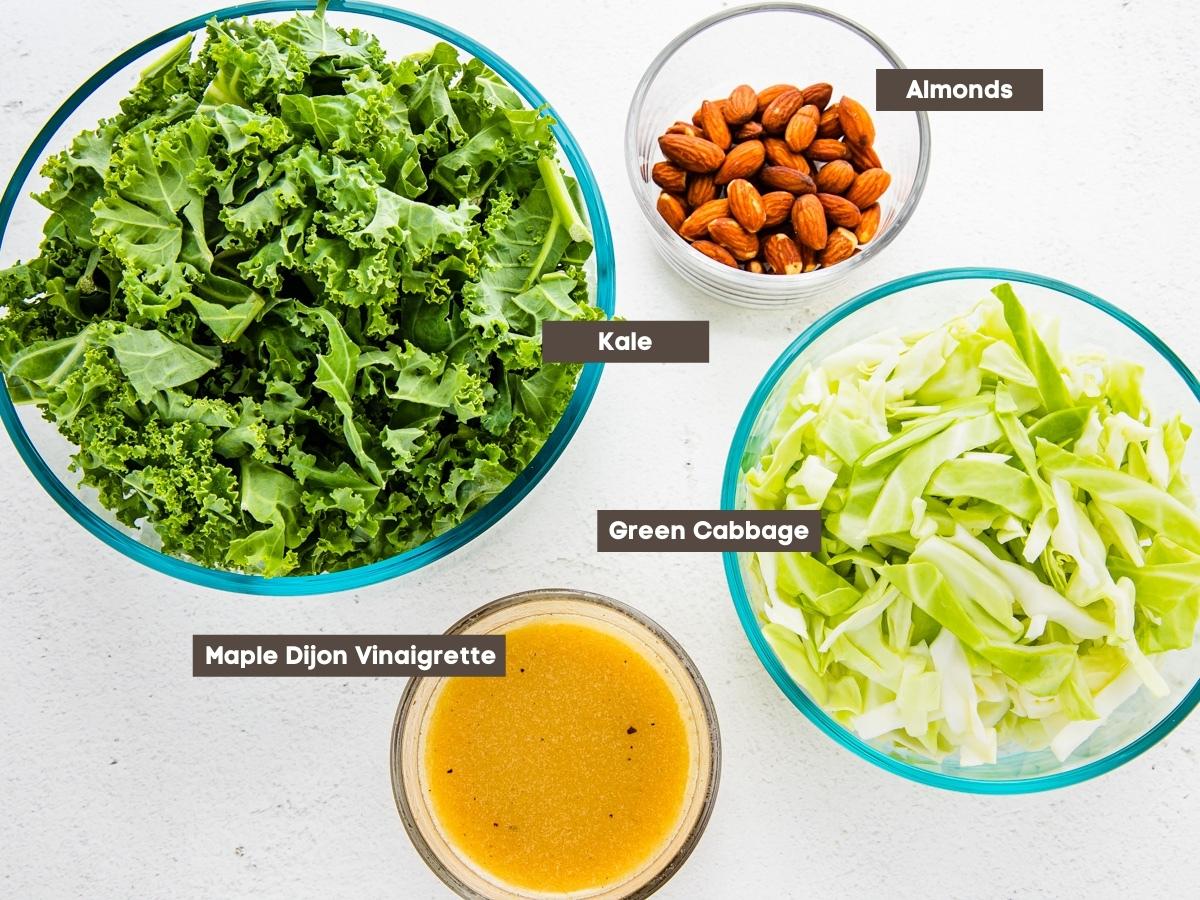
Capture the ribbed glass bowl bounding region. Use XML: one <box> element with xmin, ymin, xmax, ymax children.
<box><xmin>723</xmin><ymin>268</ymin><xmax>1200</xmax><ymax>792</ymax></box>
<box><xmin>625</xmin><ymin>3</ymin><xmax>930</xmax><ymax>309</ymax></box>
<box><xmin>0</xmin><ymin>0</ymin><xmax>615</xmax><ymax>595</ymax></box>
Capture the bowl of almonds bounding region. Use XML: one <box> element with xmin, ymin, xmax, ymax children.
<box><xmin>626</xmin><ymin>3</ymin><xmax>930</xmax><ymax>308</ymax></box>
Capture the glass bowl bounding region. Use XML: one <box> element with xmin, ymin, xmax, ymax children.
<box><xmin>625</xmin><ymin>3</ymin><xmax>930</xmax><ymax>309</ymax></box>
<box><xmin>390</xmin><ymin>588</ymin><xmax>721</xmax><ymax>899</ymax></box>
<box><xmin>0</xmin><ymin>0</ymin><xmax>615</xmax><ymax>595</ymax></box>
<box><xmin>722</xmin><ymin>267</ymin><xmax>1200</xmax><ymax>792</ymax></box>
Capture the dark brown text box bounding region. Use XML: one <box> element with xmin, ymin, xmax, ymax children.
<box><xmin>877</xmin><ymin>69</ymin><xmax>1043</xmax><ymax>111</ymax></box>
<box><xmin>543</xmin><ymin>320</ymin><xmax>709</xmax><ymax>363</ymax></box>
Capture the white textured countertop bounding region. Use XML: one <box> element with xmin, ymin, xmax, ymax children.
<box><xmin>2</xmin><ymin>1</ymin><xmax>1197</xmax><ymax>897</ymax></box>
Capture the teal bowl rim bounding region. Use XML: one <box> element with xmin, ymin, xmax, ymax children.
<box><xmin>0</xmin><ymin>0</ymin><xmax>616</xmax><ymax>596</ymax></box>
<box><xmin>721</xmin><ymin>266</ymin><xmax>1200</xmax><ymax>794</ymax></box>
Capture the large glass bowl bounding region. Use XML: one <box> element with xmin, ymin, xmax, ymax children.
<box><xmin>0</xmin><ymin>0</ymin><xmax>615</xmax><ymax>595</ymax></box>
<box><xmin>625</xmin><ymin>3</ymin><xmax>930</xmax><ymax>309</ymax></box>
<box><xmin>722</xmin><ymin>268</ymin><xmax>1200</xmax><ymax>792</ymax></box>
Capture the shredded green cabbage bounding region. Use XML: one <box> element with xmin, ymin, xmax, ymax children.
<box><xmin>745</xmin><ymin>284</ymin><xmax>1200</xmax><ymax>765</ymax></box>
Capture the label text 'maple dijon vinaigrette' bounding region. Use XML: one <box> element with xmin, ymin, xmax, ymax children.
<box><xmin>423</xmin><ymin>619</ymin><xmax>693</xmax><ymax>894</ymax></box>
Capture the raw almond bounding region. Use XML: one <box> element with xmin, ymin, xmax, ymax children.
<box><xmin>691</xmin><ymin>100</ymin><xmax>726</xmax><ymax>127</ymax></box>
<box><xmin>845</xmin><ymin>168</ymin><xmax>891</xmax><ymax>208</ymax></box>
<box><xmin>725</xmin><ymin>84</ymin><xmax>758</xmax><ymax>125</ymax></box>
<box><xmin>659</xmin><ymin>133</ymin><xmax>725</xmax><ymax>173</ymax></box>
<box><xmin>837</xmin><ymin>95</ymin><xmax>875</xmax><ymax>148</ymax></box>
<box><xmin>764</xmin><ymin>137</ymin><xmax>810</xmax><ymax>172</ymax></box>
<box><xmin>808</xmin><ymin>138</ymin><xmax>850</xmax><ymax>161</ymax></box>
<box><xmin>761</xmin><ymin>165</ymin><xmax>817</xmax><ymax>195</ymax></box>
<box><xmin>848</xmin><ymin>142</ymin><xmax>883</xmax><ymax>171</ymax></box>
<box><xmin>801</xmin><ymin>82</ymin><xmax>833</xmax><ymax>111</ymax></box>
<box><xmin>667</xmin><ymin>121</ymin><xmax>705</xmax><ymax>138</ymax></box>
<box><xmin>756</xmin><ymin>83</ymin><xmax>797</xmax><ymax>112</ymax></box>
<box><xmin>817</xmin><ymin>192</ymin><xmax>862</xmax><ymax>227</ymax></box>
<box><xmin>707</xmin><ymin>216</ymin><xmax>760</xmax><ymax>261</ymax></box>
<box><xmin>819</xmin><ymin>227</ymin><xmax>858</xmax><ymax>266</ymax></box>
<box><xmin>763</xmin><ymin>233</ymin><xmax>804</xmax><ymax>275</ymax></box>
<box><xmin>686</xmin><ymin>172</ymin><xmax>716</xmax><ymax>208</ymax></box>
<box><xmin>727</xmin><ymin>178</ymin><xmax>767</xmax><ymax>232</ymax></box>
<box><xmin>791</xmin><ymin>193</ymin><xmax>828</xmax><ymax>250</ymax></box>
<box><xmin>734</xmin><ymin>121</ymin><xmax>764</xmax><ymax>141</ymax></box>
<box><xmin>817</xmin><ymin>104</ymin><xmax>842</xmax><ymax>138</ymax></box>
<box><xmin>691</xmin><ymin>239</ymin><xmax>738</xmax><ymax>268</ymax></box>
<box><xmin>815</xmin><ymin>159</ymin><xmax>856</xmax><ymax>194</ymax></box>
<box><xmin>679</xmin><ymin>199</ymin><xmax>730</xmax><ymax>240</ymax></box>
<box><xmin>784</xmin><ymin>110</ymin><xmax>818</xmax><ymax>152</ymax></box>
<box><xmin>651</xmin><ymin>161</ymin><xmax>687</xmax><ymax>194</ymax></box>
<box><xmin>761</xmin><ymin>89</ymin><xmax>806</xmax><ymax>132</ymax></box>
<box><xmin>657</xmin><ymin>192</ymin><xmax>687</xmax><ymax>233</ymax></box>
<box><xmin>855</xmin><ymin>203</ymin><xmax>881</xmax><ymax>244</ymax></box>
<box><xmin>714</xmin><ymin>139</ymin><xmax>765</xmax><ymax>184</ymax></box>
<box><xmin>761</xmin><ymin>191</ymin><xmax>795</xmax><ymax>227</ymax></box>
<box><xmin>699</xmin><ymin>100</ymin><xmax>732</xmax><ymax>150</ymax></box>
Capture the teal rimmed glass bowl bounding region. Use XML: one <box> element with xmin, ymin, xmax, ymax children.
<box><xmin>722</xmin><ymin>267</ymin><xmax>1200</xmax><ymax>793</ymax></box>
<box><xmin>0</xmin><ymin>0</ymin><xmax>615</xmax><ymax>595</ymax></box>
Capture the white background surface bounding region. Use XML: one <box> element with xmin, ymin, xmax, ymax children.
<box><xmin>1</xmin><ymin>1</ymin><xmax>1197</xmax><ymax>897</ymax></box>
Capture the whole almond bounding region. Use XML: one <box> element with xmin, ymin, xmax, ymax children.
<box><xmin>848</xmin><ymin>142</ymin><xmax>883</xmax><ymax>171</ymax></box>
<box><xmin>659</xmin><ymin>133</ymin><xmax>725</xmax><ymax>173</ymax></box>
<box><xmin>679</xmin><ymin>199</ymin><xmax>730</xmax><ymax>240</ymax></box>
<box><xmin>801</xmin><ymin>82</ymin><xmax>833</xmax><ymax>111</ymax></box>
<box><xmin>796</xmin><ymin>104</ymin><xmax>821</xmax><ymax>123</ymax></box>
<box><xmin>819</xmin><ymin>226</ymin><xmax>858</xmax><ymax>266</ymax></box>
<box><xmin>784</xmin><ymin>111</ymin><xmax>818</xmax><ymax>152</ymax></box>
<box><xmin>761</xmin><ymin>165</ymin><xmax>817</xmax><ymax>195</ymax></box>
<box><xmin>808</xmin><ymin>139</ymin><xmax>850</xmax><ymax>161</ymax></box>
<box><xmin>855</xmin><ymin>203</ymin><xmax>881</xmax><ymax>244</ymax></box>
<box><xmin>734</xmin><ymin>120</ymin><xmax>764</xmax><ymax>141</ymax></box>
<box><xmin>652</xmin><ymin>161</ymin><xmax>687</xmax><ymax>194</ymax></box>
<box><xmin>845</xmin><ymin>168</ymin><xmax>891</xmax><ymax>209</ymax></box>
<box><xmin>761</xmin><ymin>89</ymin><xmax>806</xmax><ymax>132</ymax></box>
<box><xmin>691</xmin><ymin>100</ymin><xmax>726</xmax><ymax>128</ymax></box>
<box><xmin>838</xmin><ymin>96</ymin><xmax>875</xmax><ymax>148</ymax></box>
<box><xmin>727</xmin><ymin>178</ymin><xmax>767</xmax><ymax>232</ymax></box>
<box><xmin>725</xmin><ymin>84</ymin><xmax>758</xmax><ymax>125</ymax></box>
<box><xmin>714</xmin><ymin>139</ymin><xmax>765</xmax><ymax>184</ymax></box>
<box><xmin>817</xmin><ymin>104</ymin><xmax>843</xmax><ymax>138</ymax></box>
<box><xmin>817</xmin><ymin>192</ymin><xmax>862</xmax><ymax>227</ymax></box>
<box><xmin>791</xmin><ymin>193</ymin><xmax>828</xmax><ymax>250</ymax></box>
<box><xmin>815</xmin><ymin>159</ymin><xmax>856</xmax><ymax>194</ymax></box>
<box><xmin>692</xmin><ymin>239</ymin><xmax>738</xmax><ymax>268</ymax></box>
<box><xmin>699</xmin><ymin>100</ymin><xmax>732</xmax><ymax>150</ymax></box>
<box><xmin>757</xmin><ymin>83</ymin><xmax>798</xmax><ymax>113</ymax></box>
<box><xmin>668</xmin><ymin>121</ymin><xmax>705</xmax><ymax>138</ymax></box>
<box><xmin>687</xmin><ymin>172</ymin><xmax>717</xmax><ymax>208</ymax></box>
<box><xmin>707</xmin><ymin>216</ymin><xmax>760</xmax><ymax>261</ymax></box>
<box><xmin>763</xmin><ymin>233</ymin><xmax>804</xmax><ymax>275</ymax></box>
<box><xmin>762</xmin><ymin>191</ymin><xmax>795</xmax><ymax>227</ymax></box>
<box><xmin>657</xmin><ymin>192</ymin><xmax>687</xmax><ymax>233</ymax></box>
<box><xmin>764</xmin><ymin>137</ymin><xmax>810</xmax><ymax>172</ymax></box>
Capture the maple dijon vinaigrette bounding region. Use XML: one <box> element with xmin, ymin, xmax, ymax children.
<box><xmin>392</xmin><ymin>590</ymin><xmax>719</xmax><ymax>899</ymax></box>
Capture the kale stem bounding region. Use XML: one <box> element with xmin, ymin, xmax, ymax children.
<box><xmin>537</xmin><ymin>155</ymin><xmax>590</xmax><ymax>245</ymax></box>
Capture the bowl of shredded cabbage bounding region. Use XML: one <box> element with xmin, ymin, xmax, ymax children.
<box><xmin>724</xmin><ymin>267</ymin><xmax>1200</xmax><ymax>792</ymax></box>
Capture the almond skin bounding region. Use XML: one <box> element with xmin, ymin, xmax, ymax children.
<box><xmin>657</xmin><ymin>192</ymin><xmax>687</xmax><ymax>233</ymax></box>
<box><xmin>761</xmin><ymin>191</ymin><xmax>796</xmax><ymax>227</ymax></box>
<box><xmin>763</xmin><ymin>233</ymin><xmax>804</xmax><ymax>275</ymax></box>
<box><xmin>848</xmin><ymin>142</ymin><xmax>883</xmax><ymax>171</ymax></box>
<box><xmin>691</xmin><ymin>239</ymin><xmax>738</xmax><ymax>268</ymax></box>
<box><xmin>756</xmin><ymin>83</ymin><xmax>798</xmax><ymax>113</ymax></box>
<box><xmin>658</xmin><ymin>133</ymin><xmax>725</xmax><ymax>173</ymax></box>
<box><xmin>734</xmin><ymin>121</ymin><xmax>764</xmax><ymax>141</ymax></box>
<box><xmin>838</xmin><ymin>95</ymin><xmax>875</xmax><ymax>148</ymax></box>
<box><xmin>784</xmin><ymin>111</ymin><xmax>818</xmax><ymax>152</ymax></box>
<box><xmin>819</xmin><ymin>226</ymin><xmax>858</xmax><ymax>266</ymax></box>
<box><xmin>652</xmin><ymin>161</ymin><xmax>687</xmax><ymax>194</ymax></box>
<box><xmin>801</xmin><ymin>82</ymin><xmax>834</xmax><ymax>111</ymax></box>
<box><xmin>725</xmin><ymin>84</ymin><xmax>758</xmax><ymax>125</ymax></box>
<box><xmin>714</xmin><ymin>139</ymin><xmax>765</xmax><ymax>184</ymax></box>
<box><xmin>764</xmin><ymin>138</ymin><xmax>810</xmax><ymax>172</ymax></box>
<box><xmin>686</xmin><ymin>172</ymin><xmax>716</xmax><ymax>209</ymax></box>
<box><xmin>691</xmin><ymin>100</ymin><xmax>726</xmax><ymax>128</ymax></box>
<box><xmin>808</xmin><ymin>139</ymin><xmax>850</xmax><ymax>161</ymax></box>
<box><xmin>707</xmin><ymin>216</ymin><xmax>760</xmax><ymax>261</ymax></box>
<box><xmin>815</xmin><ymin>159</ymin><xmax>856</xmax><ymax>194</ymax></box>
<box><xmin>727</xmin><ymin>178</ymin><xmax>767</xmax><ymax>232</ymax></box>
<box><xmin>667</xmin><ymin>121</ymin><xmax>705</xmax><ymax>138</ymax></box>
<box><xmin>817</xmin><ymin>192</ymin><xmax>862</xmax><ymax>227</ymax></box>
<box><xmin>760</xmin><ymin>165</ymin><xmax>817</xmax><ymax>195</ymax></box>
<box><xmin>791</xmin><ymin>193</ymin><xmax>828</xmax><ymax>250</ymax></box>
<box><xmin>679</xmin><ymin>199</ymin><xmax>730</xmax><ymax>240</ymax></box>
<box><xmin>761</xmin><ymin>89</ymin><xmax>806</xmax><ymax>133</ymax></box>
<box><xmin>855</xmin><ymin>203</ymin><xmax>881</xmax><ymax>244</ymax></box>
<box><xmin>817</xmin><ymin>104</ymin><xmax>843</xmax><ymax>138</ymax></box>
<box><xmin>699</xmin><ymin>100</ymin><xmax>732</xmax><ymax>150</ymax></box>
<box><xmin>845</xmin><ymin>168</ymin><xmax>891</xmax><ymax>209</ymax></box>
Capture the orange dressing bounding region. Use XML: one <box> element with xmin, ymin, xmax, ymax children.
<box><xmin>424</xmin><ymin>620</ymin><xmax>692</xmax><ymax>894</ymax></box>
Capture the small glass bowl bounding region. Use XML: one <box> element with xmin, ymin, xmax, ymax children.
<box><xmin>723</xmin><ymin>268</ymin><xmax>1200</xmax><ymax>792</ymax></box>
<box><xmin>0</xmin><ymin>1</ymin><xmax>615</xmax><ymax>595</ymax></box>
<box><xmin>625</xmin><ymin>3</ymin><xmax>930</xmax><ymax>309</ymax></box>
<box><xmin>391</xmin><ymin>588</ymin><xmax>721</xmax><ymax>899</ymax></box>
